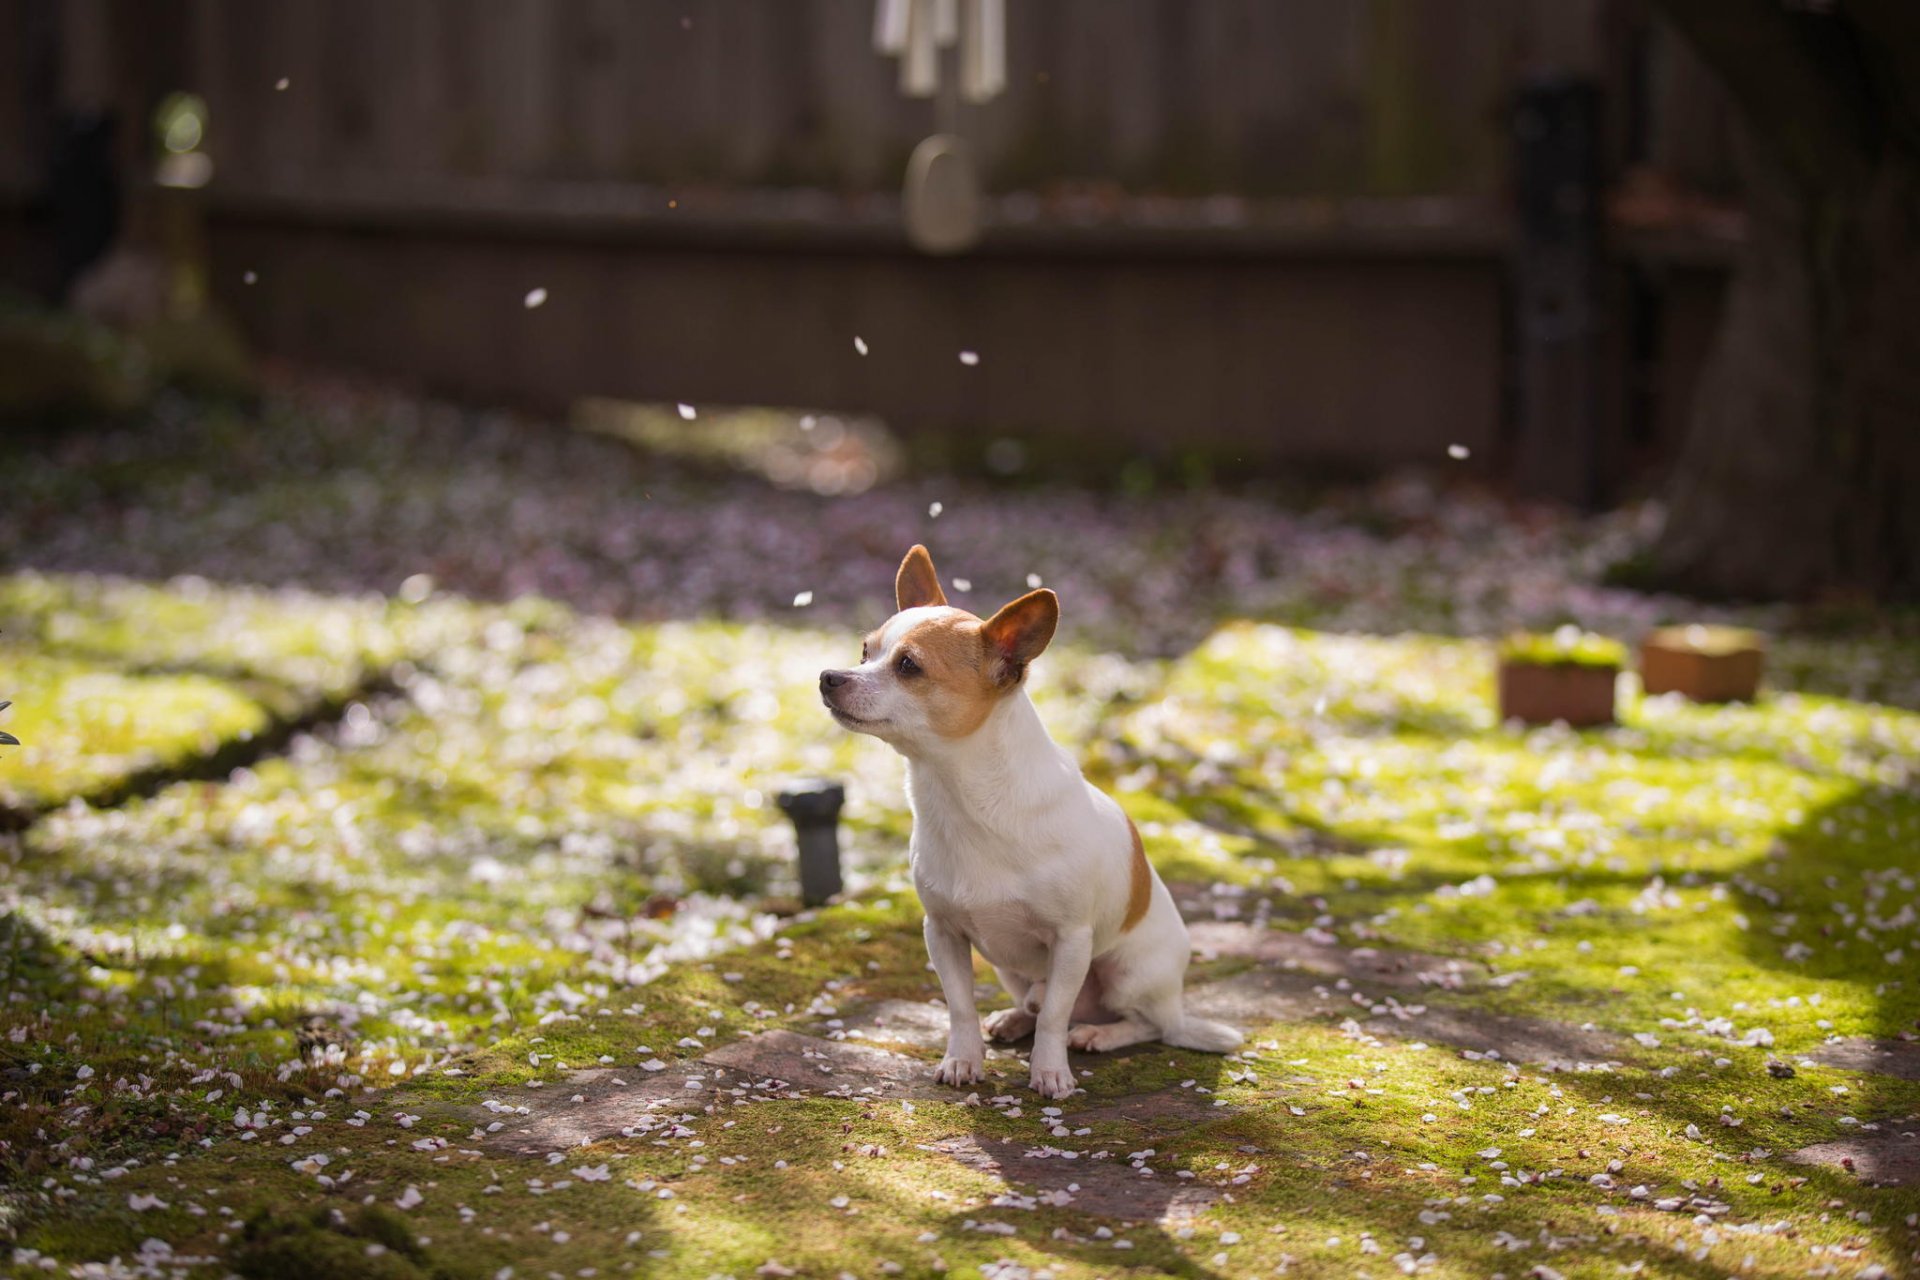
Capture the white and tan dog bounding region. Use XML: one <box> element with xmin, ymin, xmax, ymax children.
<box><xmin>820</xmin><ymin>545</ymin><xmax>1241</xmax><ymax>1098</ymax></box>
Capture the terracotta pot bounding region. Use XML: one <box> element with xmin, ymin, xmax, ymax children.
<box><xmin>1498</xmin><ymin>659</ymin><xmax>1618</xmax><ymax>727</ymax></box>
<box><xmin>1640</xmin><ymin>626</ymin><xmax>1764</xmax><ymax>703</ymax></box>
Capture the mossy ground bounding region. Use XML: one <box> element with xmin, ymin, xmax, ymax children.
<box><xmin>3</xmin><ymin>392</ymin><xmax>1918</xmax><ymax>1278</ymax></box>
<box><xmin>3</xmin><ymin>571</ymin><xmax>1915</xmax><ymax>1279</ymax></box>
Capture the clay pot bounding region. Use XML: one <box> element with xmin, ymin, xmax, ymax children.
<box><xmin>1640</xmin><ymin>626</ymin><xmax>1764</xmax><ymax>702</ymax></box>
<box><xmin>1497</xmin><ymin>659</ymin><xmax>1618</xmax><ymax>727</ymax></box>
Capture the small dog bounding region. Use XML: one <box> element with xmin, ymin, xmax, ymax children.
<box><xmin>820</xmin><ymin>545</ymin><xmax>1241</xmax><ymax>1098</ymax></box>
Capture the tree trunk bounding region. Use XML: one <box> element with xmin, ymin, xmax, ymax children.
<box><xmin>1653</xmin><ymin>133</ymin><xmax>1920</xmax><ymax>599</ymax></box>
<box><xmin>1648</xmin><ymin>2</ymin><xmax>1920</xmax><ymax>601</ymax></box>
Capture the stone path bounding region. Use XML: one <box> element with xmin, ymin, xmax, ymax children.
<box><xmin>1186</xmin><ymin>921</ymin><xmax>1481</xmax><ymax>991</ymax></box>
<box><xmin>926</xmin><ymin>1133</ymin><xmax>1222</xmax><ymax>1226</ymax></box>
<box><xmin>1789</xmin><ymin>1129</ymin><xmax>1920</xmax><ymax>1186</ymax></box>
<box><xmin>1809</xmin><ymin>1037</ymin><xmax>1920</xmax><ymax>1081</ymax></box>
<box><xmin>449</xmin><ymin>915</ymin><xmax>1632</xmax><ymax>1223</ymax></box>
<box><xmin>1785</xmin><ymin>1040</ymin><xmax>1920</xmax><ymax>1187</ymax></box>
<box><xmin>447</xmin><ymin>915</ymin><xmax>1920</xmax><ymax>1224</ymax></box>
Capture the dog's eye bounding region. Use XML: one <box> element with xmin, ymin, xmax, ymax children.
<box><xmin>861</xmin><ymin>643</ymin><xmax>870</xmax><ymax>662</ymax></box>
<box><xmin>896</xmin><ymin>652</ymin><xmax>920</xmax><ymax>676</ymax></box>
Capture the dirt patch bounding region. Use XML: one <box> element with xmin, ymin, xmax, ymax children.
<box><xmin>928</xmin><ymin>1133</ymin><xmax>1220</xmax><ymax>1226</ymax></box>
<box><xmin>1067</xmin><ymin>1090</ymin><xmax>1231</xmax><ymax>1133</ymax></box>
<box><xmin>1187</xmin><ymin>921</ymin><xmax>1479</xmax><ymax>991</ymax></box>
<box><xmin>1183</xmin><ymin>971</ymin><xmax>1325</xmax><ymax>1028</ymax></box>
<box><xmin>701</xmin><ymin>1028</ymin><xmax>969</xmax><ymax>1099</ymax></box>
<box><xmin>460</xmin><ymin>1067</ymin><xmax>698</xmax><ymax>1157</ymax></box>
<box><xmin>1367</xmin><ymin>1004</ymin><xmax>1627</xmax><ymax>1069</ymax></box>
<box><xmin>468</xmin><ymin>948</ymin><xmax>1625</xmax><ymax>1162</ymax></box>
<box><xmin>1808</xmin><ymin>1038</ymin><xmax>1920</xmax><ymax>1081</ymax></box>
<box><xmin>1186</xmin><ymin>970</ymin><xmax>1626</xmax><ymax>1069</ymax></box>
<box><xmin>466</xmin><ymin>1031</ymin><xmax>980</xmax><ymax>1156</ymax></box>
<box><xmin>1788</xmin><ymin>1127</ymin><xmax>1920</xmax><ymax>1185</ymax></box>
<box><xmin>823</xmin><ymin>998</ymin><xmax>953</xmax><ymax>1053</ymax></box>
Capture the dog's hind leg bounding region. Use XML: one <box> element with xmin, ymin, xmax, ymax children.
<box><xmin>983</xmin><ymin>966</ymin><xmax>1036</xmax><ymax>1042</ymax></box>
<box><xmin>995</xmin><ymin>966</ymin><xmax>1031</xmax><ymax>1006</ymax></box>
<box><xmin>1139</xmin><ymin>990</ymin><xmax>1242</xmax><ymax>1053</ymax></box>
<box><xmin>1106</xmin><ymin>976</ymin><xmax>1242</xmax><ymax>1055</ymax></box>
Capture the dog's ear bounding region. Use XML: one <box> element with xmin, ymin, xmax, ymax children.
<box><xmin>981</xmin><ymin>588</ymin><xmax>1058</xmax><ymax>684</ymax></box>
<box><xmin>895</xmin><ymin>544</ymin><xmax>948</xmax><ymax>611</ymax></box>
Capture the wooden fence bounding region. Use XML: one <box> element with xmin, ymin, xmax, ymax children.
<box><xmin>0</xmin><ymin>0</ymin><xmax>1737</xmax><ymax>199</ymax></box>
<box><xmin>0</xmin><ymin>0</ymin><xmax>1744</xmax><ymax>496</ymax></box>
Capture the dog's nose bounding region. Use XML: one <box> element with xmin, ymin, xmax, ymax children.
<box><xmin>820</xmin><ymin>669</ymin><xmax>852</xmax><ymax>692</ymax></box>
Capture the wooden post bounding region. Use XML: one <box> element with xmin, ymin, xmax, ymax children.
<box><xmin>1510</xmin><ymin>75</ymin><xmax>1606</xmax><ymax>507</ymax></box>
<box><xmin>776</xmin><ymin>780</ymin><xmax>846</xmax><ymax>907</ymax></box>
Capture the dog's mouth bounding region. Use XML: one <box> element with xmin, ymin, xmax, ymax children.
<box><xmin>826</xmin><ymin>702</ymin><xmax>884</xmax><ymax>727</ymax></box>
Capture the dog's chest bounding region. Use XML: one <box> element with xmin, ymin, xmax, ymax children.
<box><xmin>944</xmin><ymin>901</ymin><xmax>1052</xmax><ymax>971</ymax></box>
<box><xmin>915</xmin><ymin>860</ymin><xmax>1057</xmax><ymax>975</ymax></box>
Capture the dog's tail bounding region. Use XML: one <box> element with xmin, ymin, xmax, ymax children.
<box><xmin>1161</xmin><ymin>1013</ymin><xmax>1243</xmax><ymax>1054</ymax></box>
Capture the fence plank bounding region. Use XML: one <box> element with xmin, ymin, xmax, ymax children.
<box><xmin>121</xmin><ymin>0</ymin><xmax>1729</xmax><ymax>202</ymax></box>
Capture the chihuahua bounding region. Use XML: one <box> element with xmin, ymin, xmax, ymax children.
<box><xmin>820</xmin><ymin>545</ymin><xmax>1241</xmax><ymax>1098</ymax></box>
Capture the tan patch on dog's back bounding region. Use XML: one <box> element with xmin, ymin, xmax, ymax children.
<box><xmin>895</xmin><ymin>613</ymin><xmax>1003</xmax><ymax>739</ymax></box>
<box><xmin>1123</xmin><ymin>818</ymin><xmax>1152</xmax><ymax>931</ymax></box>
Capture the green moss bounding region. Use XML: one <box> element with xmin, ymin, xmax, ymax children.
<box><xmin>1498</xmin><ymin>628</ymin><xmax>1628</xmax><ymax>669</ymax></box>
<box><xmin>234</xmin><ymin>1205</ymin><xmax>446</xmax><ymax>1280</ymax></box>
<box><xmin>0</xmin><ymin>649</ymin><xmax>272</xmax><ymax>811</ymax></box>
<box><xmin>1646</xmin><ymin>623</ymin><xmax>1766</xmax><ymax>656</ymax></box>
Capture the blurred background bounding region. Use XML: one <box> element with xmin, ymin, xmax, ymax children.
<box><xmin>4</xmin><ymin>1</ymin><xmax>1746</xmax><ymax>498</ymax></box>
<box><xmin>6</xmin><ymin>1</ymin><xmax>1914</xmax><ymax>609</ymax></box>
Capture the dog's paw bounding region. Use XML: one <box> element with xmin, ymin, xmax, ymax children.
<box><xmin>1066</xmin><ymin>1022</ymin><xmax>1111</xmax><ymax>1051</ymax></box>
<box><xmin>982</xmin><ymin>1007</ymin><xmax>1036</xmax><ymax>1043</ymax></box>
<box><xmin>934</xmin><ymin>1054</ymin><xmax>985</xmax><ymax>1087</ymax></box>
<box><xmin>1028</xmin><ymin>1062</ymin><xmax>1077</xmax><ymax>1099</ymax></box>
<box><xmin>1068</xmin><ymin>1020</ymin><xmax>1150</xmax><ymax>1052</ymax></box>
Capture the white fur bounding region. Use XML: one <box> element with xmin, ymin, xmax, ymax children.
<box><xmin>824</xmin><ymin>602</ymin><xmax>1241</xmax><ymax>1099</ymax></box>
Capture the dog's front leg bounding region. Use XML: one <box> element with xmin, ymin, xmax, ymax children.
<box><xmin>924</xmin><ymin>916</ymin><xmax>985</xmax><ymax>1086</ymax></box>
<box><xmin>1028</xmin><ymin>926</ymin><xmax>1092</xmax><ymax>1098</ymax></box>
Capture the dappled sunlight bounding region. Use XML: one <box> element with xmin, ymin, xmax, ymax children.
<box><xmin>2</xmin><ymin>571</ymin><xmax>1151</xmax><ymax>1103</ymax></box>
<box><xmin>3</xmin><ymin>564</ymin><xmax>1917</xmax><ymax>1275</ymax></box>
<box><xmin>0</xmin><ymin>652</ymin><xmax>269</xmax><ymax>812</ymax></box>
<box><xmin>9</xmin><ymin>387</ymin><xmax>1919</xmax><ymax>706</ymax></box>
<box><xmin>1100</xmin><ymin>622</ymin><xmax>1919</xmax><ymax>1046</ymax></box>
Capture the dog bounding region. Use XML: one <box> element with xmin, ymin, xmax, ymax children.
<box><xmin>819</xmin><ymin>545</ymin><xmax>1241</xmax><ymax>1098</ymax></box>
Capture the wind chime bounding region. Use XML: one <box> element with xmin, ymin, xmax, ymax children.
<box><xmin>872</xmin><ymin>0</ymin><xmax>1007</xmax><ymax>254</ymax></box>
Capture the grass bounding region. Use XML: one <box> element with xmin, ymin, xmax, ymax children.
<box><xmin>1645</xmin><ymin>624</ymin><xmax>1767</xmax><ymax>657</ymax></box>
<box><xmin>3</xmin><ymin>574</ymin><xmax>1918</xmax><ymax>1272</ymax></box>
<box><xmin>1498</xmin><ymin>628</ymin><xmax>1630</xmax><ymax>669</ymax></box>
<box><xmin>0</xmin><ymin>573</ymin><xmax>441</xmax><ymax>817</ymax></box>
